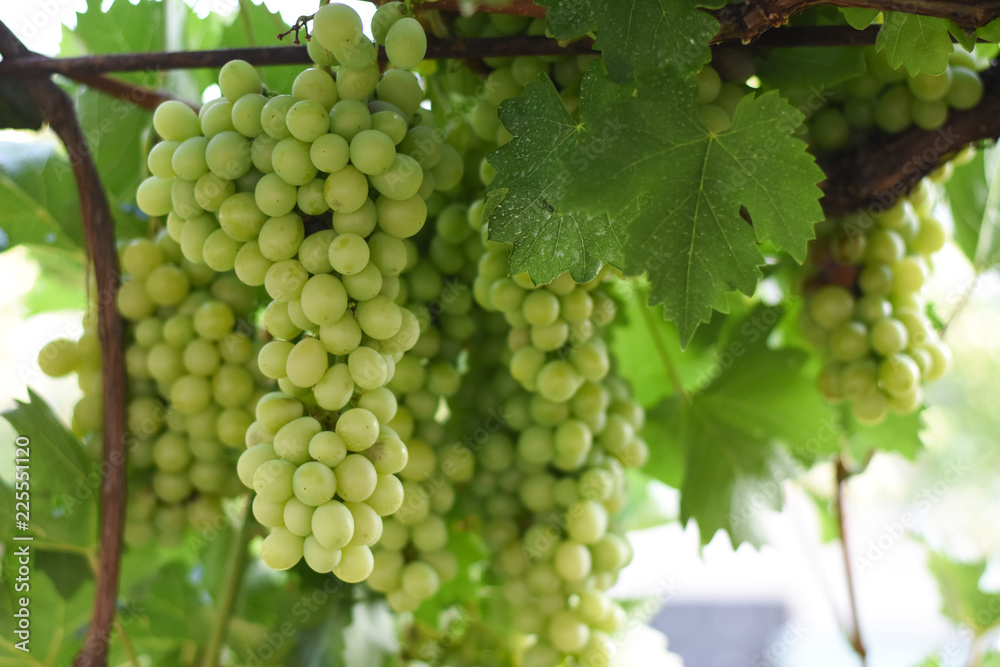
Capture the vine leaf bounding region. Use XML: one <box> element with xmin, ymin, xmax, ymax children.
<box><xmin>876</xmin><ymin>13</ymin><xmax>956</xmax><ymax>75</ymax></box>
<box><xmin>485</xmin><ymin>72</ymin><xmax>627</xmax><ymax>283</ymax></box>
<box><xmin>0</xmin><ymin>567</ymin><xmax>93</xmax><ymax>665</ymax></box>
<box><xmin>927</xmin><ymin>553</ymin><xmax>1000</xmax><ymax>633</ymax></box>
<box><xmin>839</xmin><ymin>8</ymin><xmax>879</xmax><ymax>30</ymax></box>
<box><xmin>538</xmin><ymin>0</ymin><xmax>723</xmax><ymax>82</ymax></box>
<box><xmin>562</xmin><ymin>66</ymin><xmax>824</xmax><ymax>344</ymax></box>
<box><xmin>645</xmin><ymin>308</ymin><xmax>837</xmax><ymax>546</ymax></box>
<box><xmin>0</xmin><ymin>390</ymin><xmax>98</xmax><ymax>557</ymax></box>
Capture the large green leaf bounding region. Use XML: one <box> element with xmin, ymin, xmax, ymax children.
<box><xmin>646</xmin><ymin>308</ymin><xmax>837</xmax><ymax>545</ymax></box>
<box><xmin>0</xmin><ymin>390</ymin><xmax>98</xmax><ymax>558</ymax></box>
<box><xmin>927</xmin><ymin>553</ymin><xmax>1000</xmax><ymax>633</ymax></box>
<box><xmin>944</xmin><ymin>148</ymin><xmax>991</xmax><ymax>265</ymax></box>
<box><xmin>0</xmin><ymin>142</ymin><xmax>86</xmax><ymax>254</ymax></box>
<box><xmin>608</xmin><ymin>280</ymin><xmax>716</xmax><ymax>408</ymax></box>
<box><xmin>484</xmin><ymin>72</ymin><xmax>627</xmax><ymax>283</ymax></box>
<box><xmin>0</xmin><ymin>564</ymin><xmax>92</xmax><ymax>666</ymax></box>
<box><xmin>755</xmin><ymin>46</ymin><xmax>867</xmax><ymax>90</ymax></box>
<box><xmin>876</xmin><ymin>13</ymin><xmax>954</xmax><ymax>76</ymax></box>
<box><xmin>539</xmin><ymin>0</ymin><xmax>723</xmax><ymax>82</ymax></box>
<box><xmin>566</xmin><ymin>68</ymin><xmax>823</xmax><ymax>343</ymax></box>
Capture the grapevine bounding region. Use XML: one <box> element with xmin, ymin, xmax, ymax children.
<box><xmin>4</xmin><ymin>2</ymin><xmax>1000</xmax><ymax>667</ymax></box>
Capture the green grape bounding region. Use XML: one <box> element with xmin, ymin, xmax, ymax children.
<box><xmin>285</xmin><ymin>337</ymin><xmax>329</xmax><ymax>389</ymax></box>
<box><xmin>252</xmin><ymin>495</ymin><xmax>285</xmax><ymax>527</ymax></box>
<box><xmin>218</xmin><ymin>192</ymin><xmax>266</xmax><ymax>242</ymax></box>
<box><xmin>368</xmin><ymin>232</ymin><xmax>409</xmax><ymax>277</ymax></box>
<box><xmin>866</xmin><ymin>229</ymin><xmax>905</xmax><ymax>264</ymax></box>
<box><xmin>946</xmin><ymin>67</ymin><xmax>984</xmax><ymax>110</ymax></box>
<box><xmin>536</xmin><ymin>360</ymin><xmax>584</xmax><ymax>403</ymax></box>
<box><xmin>183</xmin><ymin>338</ymin><xmax>220</xmax><ymax>376</ymax></box>
<box><xmin>356</xmin><ymin>296</ymin><xmax>403</xmax><ymax>340</ymax></box>
<box><xmin>329</xmin><ymin>99</ymin><xmax>372</xmax><ymax>141</ymax></box>
<box><xmin>254</xmin><ymin>172</ymin><xmax>298</xmax><ymax>217</ymax></box>
<box><xmin>333</xmin><ymin>544</ymin><xmax>374</xmax><ymax>582</ymax></box>
<box><xmin>874</xmin><ymin>85</ymin><xmax>912</xmax><ymax>133</ymax></box>
<box><xmin>879</xmin><ymin>352</ymin><xmax>920</xmax><ymax>394</ymax></box>
<box><xmin>147</xmin><ymin>140</ymin><xmax>179</xmax><ymax>178</ymax></box>
<box><xmin>258</xmin><ymin>213</ymin><xmax>305</xmax><ymax>262</ymax></box>
<box><xmin>385</xmin><ymin>17</ymin><xmax>427</xmax><ymax>71</ymax></box>
<box><xmin>430</xmin><ymin>144</ymin><xmax>464</xmax><ymax>191</ymax></box>
<box><xmin>371</xmin><ymin>110</ymin><xmax>408</xmax><ymax>146</ymax></box>
<box><xmin>202</xmin><ymin>229</ymin><xmax>242</xmax><ymax>272</ymax></box>
<box><xmin>293</xmin><ymin>460</ymin><xmax>338</xmax><ymax>506</ymax></box>
<box><xmin>258</xmin><ymin>340</ymin><xmax>293</xmax><ymax>379</ymax></box>
<box><xmin>274</xmin><ymin>416</ymin><xmax>322</xmax><ymax>465</ymax></box>
<box><xmin>145</xmin><ymin>264</ymin><xmax>191</xmax><ymax>307</ymax></box>
<box><xmin>298</xmin><ymin>273</ymin><xmax>348</xmax><ymax>326</ymax></box>
<box><xmin>286</xmin><ymin>100</ymin><xmax>330</xmax><ymax>143</ymax></box>
<box><xmin>349</xmin><ymin>129</ymin><xmax>397</xmax><ymax>176</ymax></box>
<box><xmin>283</xmin><ymin>497</ymin><xmax>316</xmax><ymax>537</ymax></box>
<box><xmin>324</xmin><ymin>165</ymin><xmax>370</xmax><ymax>213</ymax></box>
<box><xmin>179</xmin><ymin>214</ymin><xmax>218</xmax><ymax>264</ymax></box>
<box><xmin>336</xmin><ymin>63</ymin><xmax>380</xmax><ymax>101</ymax></box>
<box><xmin>376</xmin><ymin>195</ymin><xmax>427</xmax><ymax>239</ymax></box>
<box><xmin>231</xmin><ymin>93</ymin><xmax>267</xmax><ymax>137</ymax></box>
<box><xmin>205</xmin><ymin>130</ymin><xmax>252</xmax><ymax>180</ymax></box>
<box><xmin>401</xmin><ymin>560</ymin><xmax>440</xmax><ymax>600</ymax></box>
<box><xmin>233</xmin><ymin>240</ymin><xmax>273</xmax><ymax>286</ymax></box>
<box><xmin>566</xmin><ymin>499</ymin><xmax>608</xmax><ymax>544</ymax></box>
<box><xmin>303</xmin><ymin>535</ymin><xmax>342</xmax><ymax>572</ymax></box>
<box><xmin>808</xmin><ymin>285</ymin><xmax>855</xmax><ymax>329</ymax></box>
<box><xmin>907</xmin><ymin>70</ymin><xmax>951</xmax><ymax>102</ymax></box>
<box><xmin>136</xmin><ymin>176</ymin><xmax>174</xmax><ymax>217</ymax></box>
<box><xmin>852</xmin><ymin>389</ymin><xmax>889</xmax><ymax>425</ymax></box>
<box><xmin>311</xmin><ymin>133</ymin><xmax>351</xmax><ymax>173</ymax></box>
<box><xmin>376</xmin><ymin>69</ymin><xmax>424</xmax><ymax>118</ymax></box>
<box><xmin>264</xmin><ymin>259</ymin><xmax>309</xmax><ymax>302</ymax></box>
<box><xmin>319</xmin><ymin>312</ymin><xmax>363</xmax><ymax>356</ymax></box>
<box><xmin>292</xmin><ymin>67</ymin><xmax>339</xmax><ymax>109</ymax></box>
<box><xmin>870</xmin><ymin>317</ymin><xmax>909</xmax><ymax>356</ymax></box>
<box><xmin>250</xmin><ymin>134</ymin><xmax>278</xmax><ymax>173</ymax></box>
<box><xmin>261</xmin><ymin>527</ymin><xmax>304</xmax><ymax>570</ymax></box>
<box><xmin>153</xmin><ymin>100</ymin><xmax>201</xmax><ymax>141</ymax></box>
<box><xmin>260</xmin><ymin>95</ymin><xmax>297</xmax><ymax>140</ymax></box>
<box><xmin>333</xmin><ymin>198</ymin><xmax>378</xmax><ymax>237</ymax></box>
<box><xmin>200</xmin><ymin>98</ymin><xmax>236</xmax><ymax>137</ymax></box>
<box><xmin>219</xmin><ymin>59</ymin><xmax>262</xmax><ymax>101</ymax></box>
<box><xmin>263</xmin><ymin>302</ymin><xmax>301</xmax><ymax>341</ymax></box>
<box><xmin>272</xmin><ymin>138</ymin><xmax>318</xmax><ymax>186</ymax></box>
<box><xmin>298</xmin><ymin>229</ymin><xmax>337</xmax><ymax>275</ymax></box>
<box><xmin>312</xmin><ymin>498</ymin><xmax>355</xmax><ymax>550</ymax></box>
<box><xmin>194</xmin><ymin>173</ymin><xmax>236</xmax><ymax>211</ymax></box>
<box><xmin>328</xmin><ymin>232</ymin><xmax>370</xmax><ymax>275</ymax></box>
<box><xmin>910</xmin><ymin>98</ymin><xmax>948</xmax><ymax>131</ymax></box>
<box><xmin>828</xmin><ymin>320</ymin><xmax>870</xmax><ymax>361</ymax></box>
<box><xmin>371</xmin><ymin>2</ymin><xmax>406</xmax><ymax>45</ymax></box>
<box><xmin>369</xmin><ymin>154</ymin><xmax>423</xmax><ymax>201</ymax></box>
<box><xmin>193</xmin><ymin>300</ymin><xmax>235</xmax><ymax>340</ymax></box>
<box><xmin>253</xmin><ymin>458</ymin><xmax>297</xmax><ymax>502</ymax></box>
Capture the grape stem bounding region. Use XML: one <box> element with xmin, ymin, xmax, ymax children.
<box><xmin>198</xmin><ymin>499</ymin><xmax>256</xmax><ymax>667</ymax></box>
<box><xmin>835</xmin><ymin>457</ymin><xmax>868</xmax><ymax>666</ymax></box>
<box><xmin>0</xmin><ymin>18</ymin><xmax>127</xmax><ymax>667</ymax></box>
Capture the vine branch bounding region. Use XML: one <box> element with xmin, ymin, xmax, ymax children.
<box><xmin>821</xmin><ymin>65</ymin><xmax>1000</xmax><ymax>216</ymax></box>
<box><xmin>0</xmin><ymin>19</ymin><xmax>127</xmax><ymax>667</ymax></box>
<box><xmin>835</xmin><ymin>457</ymin><xmax>868</xmax><ymax>666</ymax></box>
<box><xmin>714</xmin><ymin>0</ymin><xmax>1000</xmax><ymax>43</ymax></box>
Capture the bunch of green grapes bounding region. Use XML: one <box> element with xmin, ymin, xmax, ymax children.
<box><xmin>799</xmin><ymin>183</ymin><xmax>953</xmax><ymax>425</ymax></box>
<box><xmin>135</xmin><ymin>1</ymin><xmax>473</xmax><ymax>582</ymax></box>
<box><xmin>470</xmin><ymin>245</ymin><xmax>646</xmax><ymax>667</ymax></box>
<box><xmin>804</xmin><ymin>45</ymin><xmax>987</xmax><ymax>153</ymax></box>
<box><xmin>365</xmin><ymin>204</ymin><xmax>484</xmax><ymax>612</ymax></box>
<box><xmin>39</xmin><ymin>232</ymin><xmax>264</xmax><ymax>546</ymax></box>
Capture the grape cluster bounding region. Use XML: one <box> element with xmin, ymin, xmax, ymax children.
<box><xmin>136</xmin><ymin>2</ymin><xmax>477</xmax><ymax>582</ymax></box>
<box><xmin>39</xmin><ymin>234</ymin><xmax>263</xmax><ymax>546</ymax></box>
<box><xmin>805</xmin><ymin>45</ymin><xmax>986</xmax><ymax>153</ymax></box>
<box><xmin>365</xmin><ymin>205</ymin><xmax>485</xmax><ymax>611</ymax></box>
<box><xmin>800</xmin><ymin>187</ymin><xmax>953</xmax><ymax>424</ymax></box>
